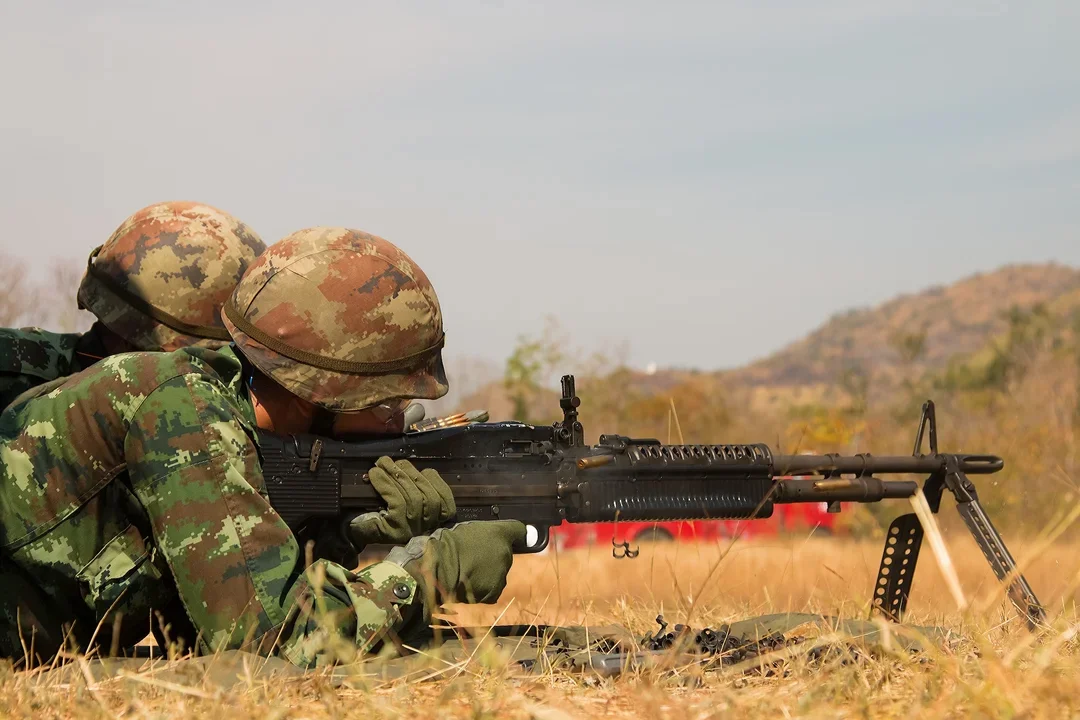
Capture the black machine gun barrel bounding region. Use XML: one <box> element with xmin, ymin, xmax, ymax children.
<box><xmin>771</xmin><ymin>453</ymin><xmax>1003</xmax><ymax>476</ymax></box>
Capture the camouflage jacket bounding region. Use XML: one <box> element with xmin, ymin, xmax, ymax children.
<box><xmin>0</xmin><ymin>327</ymin><xmax>106</xmax><ymax>411</ymax></box>
<box><xmin>0</xmin><ymin>346</ymin><xmax>419</xmax><ymax>668</ymax></box>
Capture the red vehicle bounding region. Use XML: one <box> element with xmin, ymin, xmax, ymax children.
<box><xmin>549</xmin><ymin>498</ymin><xmax>840</xmax><ymax>551</ymax></box>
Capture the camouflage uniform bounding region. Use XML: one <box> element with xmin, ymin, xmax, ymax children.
<box><xmin>0</xmin><ymin>345</ymin><xmax>420</xmax><ymax>667</ymax></box>
<box><xmin>1</xmin><ymin>227</ymin><xmax>454</xmax><ymax>668</ymax></box>
<box><xmin>0</xmin><ymin>327</ymin><xmax>99</xmax><ymax>410</ymax></box>
<box><xmin>0</xmin><ymin>201</ymin><xmax>264</xmax><ymax>410</ymax></box>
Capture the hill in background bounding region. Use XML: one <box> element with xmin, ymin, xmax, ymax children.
<box><xmin>727</xmin><ymin>263</ymin><xmax>1080</xmax><ymax>395</ymax></box>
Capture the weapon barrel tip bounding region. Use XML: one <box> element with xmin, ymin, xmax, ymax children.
<box><xmin>959</xmin><ymin>454</ymin><xmax>1005</xmax><ymax>473</ymax></box>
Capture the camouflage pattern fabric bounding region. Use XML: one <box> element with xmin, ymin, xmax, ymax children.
<box><xmin>222</xmin><ymin>227</ymin><xmax>448</xmax><ymax>412</ymax></box>
<box><xmin>78</xmin><ymin>201</ymin><xmax>265</xmax><ymax>353</ymax></box>
<box><xmin>0</xmin><ymin>345</ymin><xmax>420</xmax><ymax>668</ymax></box>
<box><xmin>0</xmin><ymin>326</ymin><xmax>109</xmax><ymax>411</ymax></box>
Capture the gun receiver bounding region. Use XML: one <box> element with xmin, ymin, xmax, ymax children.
<box><xmin>260</xmin><ymin>374</ymin><xmax>1045</xmax><ymax>628</ymax></box>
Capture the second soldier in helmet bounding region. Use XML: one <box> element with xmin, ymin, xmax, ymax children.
<box><xmin>0</xmin><ymin>225</ymin><xmax>518</xmax><ymax>668</ymax></box>
<box><xmin>0</xmin><ymin>201</ymin><xmax>265</xmax><ymax>408</ymax></box>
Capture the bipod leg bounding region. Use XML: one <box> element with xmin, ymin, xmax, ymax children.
<box><xmin>949</xmin><ymin>474</ymin><xmax>1046</xmax><ymax>628</ymax></box>
<box><xmin>870</xmin><ymin>471</ymin><xmax>942</xmax><ymax>623</ymax></box>
<box><xmin>871</xmin><ymin>514</ymin><xmax>924</xmax><ymax>622</ymax></box>
<box><xmin>873</xmin><ymin>401</ymin><xmax>941</xmax><ymax>623</ymax></box>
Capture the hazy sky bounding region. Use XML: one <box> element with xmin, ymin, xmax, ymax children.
<box><xmin>1</xmin><ymin>1</ymin><xmax>1078</xmax><ymax>372</ymax></box>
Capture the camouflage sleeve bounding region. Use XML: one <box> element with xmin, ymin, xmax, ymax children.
<box><xmin>124</xmin><ymin>372</ymin><xmax>420</xmax><ymax>667</ymax></box>
<box><xmin>0</xmin><ymin>328</ymin><xmax>81</xmax><ymax>410</ymax></box>
<box><xmin>0</xmin><ymin>375</ymin><xmax>38</xmax><ymax>411</ymax></box>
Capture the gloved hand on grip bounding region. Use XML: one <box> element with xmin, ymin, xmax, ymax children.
<box><xmin>386</xmin><ymin>521</ymin><xmax>526</xmax><ymax>620</ymax></box>
<box><xmin>345</xmin><ymin>457</ymin><xmax>456</xmax><ymax>550</ymax></box>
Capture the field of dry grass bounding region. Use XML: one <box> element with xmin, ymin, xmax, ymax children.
<box><xmin>456</xmin><ymin>530</ymin><xmax>1080</xmax><ymax>627</ymax></box>
<box><xmin>6</xmin><ymin>529</ymin><xmax>1080</xmax><ymax>720</ymax></box>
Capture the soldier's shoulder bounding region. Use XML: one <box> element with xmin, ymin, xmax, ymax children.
<box><xmin>91</xmin><ymin>346</ymin><xmax>244</xmax><ymax>388</ymax></box>
<box><xmin>4</xmin><ymin>347</ymin><xmax>249</xmax><ymax>449</ymax></box>
<box><xmin>42</xmin><ymin>346</ymin><xmax>245</xmax><ymax>409</ymax></box>
<box><xmin>0</xmin><ymin>327</ymin><xmax>81</xmax><ymax>380</ymax></box>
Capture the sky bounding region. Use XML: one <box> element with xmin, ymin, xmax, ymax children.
<box><xmin>1</xmin><ymin>1</ymin><xmax>1078</xmax><ymax>375</ymax></box>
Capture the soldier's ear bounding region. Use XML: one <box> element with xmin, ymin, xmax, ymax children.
<box><xmin>284</xmin><ymin>393</ymin><xmax>318</xmax><ymax>433</ymax></box>
<box><xmin>249</xmin><ymin>371</ymin><xmax>316</xmax><ymax>434</ymax></box>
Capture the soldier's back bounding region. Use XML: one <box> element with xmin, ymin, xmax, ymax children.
<box><xmin>0</xmin><ymin>347</ymin><xmax>245</xmax><ymax>662</ymax></box>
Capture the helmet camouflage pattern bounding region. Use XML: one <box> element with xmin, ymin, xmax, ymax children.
<box><xmin>222</xmin><ymin>227</ymin><xmax>448</xmax><ymax>411</ymax></box>
<box><xmin>77</xmin><ymin>201</ymin><xmax>266</xmax><ymax>352</ymax></box>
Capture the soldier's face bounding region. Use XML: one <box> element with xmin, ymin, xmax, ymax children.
<box><xmin>249</xmin><ymin>371</ymin><xmax>408</xmax><ymax>436</ymax></box>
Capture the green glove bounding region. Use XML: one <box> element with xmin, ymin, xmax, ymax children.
<box><xmin>346</xmin><ymin>457</ymin><xmax>456</xmax><ymax>549</ymax></box>
<box><xmin>386</xmin><ymin>521</ymin><xmax>526</xmax><ymax>617</ymax></box>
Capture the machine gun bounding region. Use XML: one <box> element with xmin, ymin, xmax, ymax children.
<box><xmin>260</xmin><ymin>375</ymin><xmax>1045</xmax><ymax>627</ymax></box>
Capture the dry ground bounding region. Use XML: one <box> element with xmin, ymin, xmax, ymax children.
<box><xmin>5</xmin><ymin>531</ymin><xmax>1080</xmax><ymax>719</ymax></box>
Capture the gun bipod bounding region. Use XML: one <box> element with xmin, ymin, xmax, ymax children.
<box><xmin>870</xmin><ymin>401</ymin><xmax>1046</xmax><ymax>629</ymax></box>
<box><xmin>872</xmin><ymin>512</ymin><xmax>924</xmax><ymax>622</ymax></box>
<box><xmin>949</xmin><ymin>470</ymin><xmax>1046</xmax><ymax>628</ymax></box>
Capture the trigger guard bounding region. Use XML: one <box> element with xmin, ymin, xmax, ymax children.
<box><xmin>515</xmin><ymin>524</ymin><xmax>551</xmax><ymax>554</ymax></box>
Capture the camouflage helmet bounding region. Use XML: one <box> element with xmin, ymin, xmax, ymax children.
<box><xmin>77</xmin><ymin>201</ymin><xmax>266</xmax><ymax>352</ymax></box>
<box><xmin>222</xmin><ymin>227</ymin><xmax>448</xmax><ymax>411</ymax></box>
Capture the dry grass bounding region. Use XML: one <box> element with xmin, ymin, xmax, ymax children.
<box><xmin>7</xmin><ymin>531</ymin><xmax>1080</xmax><ymax>719</ymax></box>
<box><xmin>453</xmin><ymin>532</ymin><xmax>1080</xmax><ymax>628</ymax></box>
